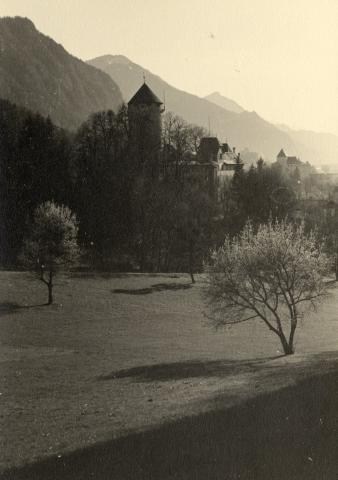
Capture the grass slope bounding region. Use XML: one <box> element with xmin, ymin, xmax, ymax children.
<box><xmin>1</xmin><ymin>272</ymin><xmax>338</xmax><ymax>478</ymax></box>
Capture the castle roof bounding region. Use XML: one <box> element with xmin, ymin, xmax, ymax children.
<box><xmin>277</xmin><ymin>149</ymin><xmax>286</xmax><ymax>158</ymax></box>
<box><xmin>128</xmin><ymin>83</ymin><xmax>163</xmax><ymax>105</ymax></box>
<box><xmin>287</xmin><ymin>156</ymin><xmax>300</xmax><ymax>165</ymax></box>
<box><xmin>222</xmin><ymin>159</ymin><xmax>238</xmax><ymax>165</ymax></box>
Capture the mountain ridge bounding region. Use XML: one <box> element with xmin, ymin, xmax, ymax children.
<box><xmin>88</xmin><ymin>54</ymin><xmax>338</xmax><ymax>167</ymax></box>
<box><xmin>204</xmin><ymin>91</ymin><xmax>245</xmax><ymax>114</ymax></box>
<box><xmin>88</xmin><ymin>54</ymin><xmax>300</xmax><ymax>162</ymax></box>
<box><xmin>1</xmin><ymin>18</ymin><xmax>336</xmax><ymax>167</ymax></box>
<box><xmin>0</xmin><ymin>17</ymin><xmax>123</xmax><ymax>131</ymax></box>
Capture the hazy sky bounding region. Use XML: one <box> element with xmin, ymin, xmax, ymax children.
<box><xmin>2</xmin><ymin>0</ymin><xmax>338</xmax><ymax>135</ymax></box>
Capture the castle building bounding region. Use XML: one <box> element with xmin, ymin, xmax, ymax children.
<box><xmin>174</xmin><ymin>137</ymin><xmax>242</xmax><ymax>197</ymax></box>
<box><xmin>199</xmin><ymin>137</ymin><xmax>243</xmax><ymax>182</ymax></box>
<box><xmin>127</xmin><ymin>82</ymin><xmax>241</xmax><ymax>192</ymax></box>
<box><xmin>276</xmin><ymin>149</ymin><xmax>313</xmax><ymax>178</ymax></box>
<box><xmin>128</xmin><ymin>82</ymin><xmax>164</xmax><ymax>175</ymax></box>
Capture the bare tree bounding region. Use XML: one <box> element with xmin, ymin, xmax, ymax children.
<box><xmin>204</xmin><ymin>221</ymin><xmax>331</xmax><ymax>355</ymax></box>
<box><xmin>20</xmin><ymin>202</ymin><xmax>79</xmax><ymax>304</ymax></box>
<box><xmin>162</xmin><ymin>112</ymin><xmax>207</xmax><ymax>175</ymax></box>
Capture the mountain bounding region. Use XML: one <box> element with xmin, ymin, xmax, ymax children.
<box><xmin>291</xmin><ymin>131</ymin><xmax>338</xmax><ymax>168</ymax></box>
<box><xmin>204</xmin><ymin>91</ymin><xmax>244</xmax><ymax>114</ymax></box>
<box><xmin>0</xmin><ymin>17</ymin><xmax>123</xmax><ymax>131</ymax></box>
<box><xmin>88</xmin><ymin>55</ymin><xmax>338</xmax><ymax>167</ymax></box>
<box><xmin>87</xmin><ymin>55</ymin><xmax>304</xmax><ymax>162</ymax></box>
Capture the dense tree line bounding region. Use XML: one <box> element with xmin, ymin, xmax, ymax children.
<box><xmin>1</xmin><ymin>99</ymin><xmax>309</xmax><ymax>273</ymax></box>
<box><xmin>72</xmin><ymin>107</ymin><xmax>131</xmax><ymax>260</ymax></box>
<box><xmin>229</xmin><ymin>158</ymin><xmax>296</xmax><ymax>230</ymax></box>
<box><xmin>0</xmin><ymin>100</ymin><xmax>72</xmax><ymax>265</ymax></box>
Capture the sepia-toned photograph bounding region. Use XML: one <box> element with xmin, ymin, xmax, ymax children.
<box><xmin>0</xmin><ymin>1</ymin><xmax>338</xmax><ymax>478</ymax></box>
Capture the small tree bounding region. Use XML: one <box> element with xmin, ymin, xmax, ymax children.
<box><xmin>204</xmin><ymin>221</ymin><xmax>331</xmax><ymax>355</ymax></box>
<box><xmin>20</xmin><ymin>202</ymin><xmax>79</xmax><ymax>304</ymax></box>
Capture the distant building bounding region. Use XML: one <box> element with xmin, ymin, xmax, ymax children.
<box><xmin>217</xmin><ymin>142</ymin><xmax>242</xmax><ymax>180</ymax></box>
<box><xmin>198</xmin><ymin>137</ymin><xmax>243</xmax><ymax>183</ymax></box>
<box><xmin>276</xmin><ymin>149</ymin><xmax>314</xmax><ymax>178</ymax></box>
<box><xmin>161</xmin><ymin>136</ymin><xmax>242</xmax><ymax>197</ymax></box>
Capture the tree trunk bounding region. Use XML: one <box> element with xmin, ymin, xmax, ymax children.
<box><xmin>40</xmin><ymin>268</ymin><xmax>54</xmax><ymax>305</ymax></box>
<box><xmin>189</xmin><ymin>238</ymin><xmax>195</xmax><ymax>284</ymax></box>
<box><xmin>157</xmin><ymin>233</ymin><xmax>162</xmax><ymax>272</ymax></box>
<box><xmin>47</xmin><ymin>283</ymin><xmax>53</xmax><ymax>305</ymax></box>
<box><xmin>47</xmin><ymin>271</ymin><xmax>53</xmax><ymax>305</ymax></box>
<box><xmin>288</xmin><ymin>321</ymin><xmax>297</xmax><ymax>355</ymax></box>
<box><xmin>283</xmin><ymin>342</ymin><xmax>294</xmax><ymax>355</ymax></box>
<box><xmin>279</xmin><ymin>331</ymin><xmax>294</xmax><ymax>355</ymax></box>
<box><xmin>139</xmin><ymin>243</ymin><xmax>146</xmax><ymax>272</ymax></box>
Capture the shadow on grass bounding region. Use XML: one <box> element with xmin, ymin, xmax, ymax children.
<box><xmin>98</xmin><ymin>357</ymin><xmax>283</xmax><ymax>382</ymax></box>
<box><xmin>2</xmin><ymin>371</ymin><xmax>338</xmax><ymax>480</ymax></box>
<box><xmin>70</xmin><ymin>271</ymin><xmax>181</xmax><ymax>280</ymax></box>
<box><xmin>0</xmin><ymin>302</ymin><xmax>48</xmax><ymax>317</ymax></box>
<box><xmin>112</xmin><ymin>282</ymin><xmax>193</xmax><ymax>295</ymax></box>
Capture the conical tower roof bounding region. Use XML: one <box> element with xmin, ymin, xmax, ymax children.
<box><xmin>128</xmin><ymin>83</ymin><xmax>163</xmax><ymax>105</ymax></box>
<box><xmin>277</xmin><ymin>148</ymin><xmax>286</xmax><ymax>158</ymax></box>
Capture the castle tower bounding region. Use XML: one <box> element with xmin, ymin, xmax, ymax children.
<box><xmin>277</xmin><ymin>148</ymin><xmax>287</xmax><ymax>165</ymax></box>
<box><xmin>128</xmin><ymin>82</ymin><xmax>164</xmax><ymax>175</ymax></box>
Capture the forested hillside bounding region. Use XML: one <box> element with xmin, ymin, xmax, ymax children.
<box><xmin>0</xmin><ymin>99</ymin><xmax>73</xmax><ymax>263</ymax></box>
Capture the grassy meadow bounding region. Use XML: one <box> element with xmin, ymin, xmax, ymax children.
<box><xmin>1</xmin><ymin>271</ymin><xmax>338</xmax><ymax>479</ymax></box>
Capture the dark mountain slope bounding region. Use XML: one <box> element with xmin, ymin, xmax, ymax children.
<box><xmin>0</xmin><ymin>17</ymin><xmax>123</xmax><ymax>131</ymax></box>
